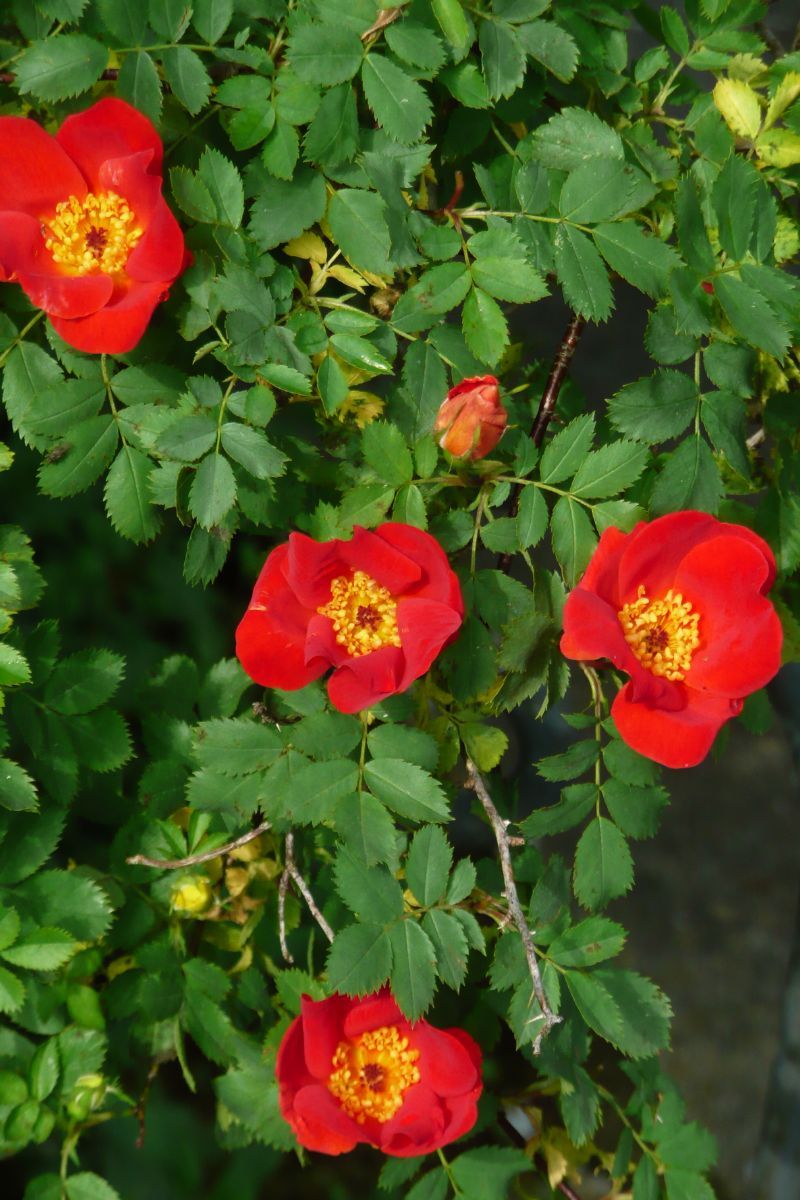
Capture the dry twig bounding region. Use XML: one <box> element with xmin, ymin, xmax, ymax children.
<box><xmin>465</xmin><ymin>760</ymin><xmax>561</xmax><ymax>1052</ymax></box>
<box><xmin>126</xmin><ymin>820</ymin><xmax>272</xmax><ymax>870</ymax></box>
<box><xmin>278</xmin><ymin>832</ymin><xmax>295</xmax><ymax>964</ymax></box>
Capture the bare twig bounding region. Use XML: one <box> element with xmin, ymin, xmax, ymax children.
<box><xmin>286</xmin><ymin>858</ymin><xmax>335</xmax><ymax>944</ymax></box>
<box><xmin>361</xmin><ymin>7</ymin><xmax>403</xmax><ymax>42</ymax></box>
<box><xmin>135</xmin><ymin>1061</ymin><xmax>160</xmax><ymax>1150</ymax></box>
<box><xmin>126</xmin><ymin>820</ymin><xmax>271</xmax><ymax>870</ymax></box>
<box><xmin>557</xmin><ymin>1181</ymin><xmax>582</xmax><ymax>1200</ymax></box>
<box><xmin>530</xmin><ymin>313</ymin><xmax>586</xmax><ymax>449</ymax></box>
<box><xmin>278</xmin><ymin>833</ymin><xmax>296</xmax><ymax>964</ymax></box>
<box><xmin>465</xmin><ymin>759</ymin><xmax>561</xmax><ymax>1052</ymax></box>
<box><xmin>747</xmin><ymin>427</ymin><xmax>766</xmax><ymax>450</ymax></box>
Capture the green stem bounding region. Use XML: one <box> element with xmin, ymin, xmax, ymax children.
<box><xmin>596</xmin><ymin>1083</ymin><xmax>660</xmax><ymax>1164</ymax></box>
<box><xmin>0</xmin><ymin>310</ymin><xmax>45</xmax><ymax>368</ymax></box>
<box><xmin>456</xmin><ymin>207</ymin><xmax>594</xmax><ymax>235</ymax></box>
<box><xmin>214</xmin><ymin>376</ymin><xmax>238</xmax><ymax>453</ymax></box>
<box><xmin>357</xmin><ymin>713</ymin><xmax>368</xmax><ymax>794</ymax></box>
<box><xmin>470</xmin><ymin>487</ymin><xmax>489</xmax><ymax>576</ymax></box>
<box><xmin>437</xmin><ymin>1147</ymin><xmax>462</xmax><ymax>1195</ymax></box>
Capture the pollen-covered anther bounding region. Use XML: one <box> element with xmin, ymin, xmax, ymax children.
<box><xmin>318</xmin><ymin>570</ymin><xmax>402</xmax><ymax>658</ymax></box>
<box><xmin>618</xmin><ymin>584</ymin><xmax>701</xmax><ymax>681</ymax></box>
<box><xmin>327</xmin><ymin>1025</ymin><xmax>420</xmax><ymax>1124</ymax></box>
<box><xmin>44</xmin><ymin>190</ymin><xmax>143</xmax><ymax>276</ymax></box>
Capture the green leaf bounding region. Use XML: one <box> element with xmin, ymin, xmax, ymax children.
<box><xmin>660</xmin><ymin>1123</ymin><xmax>717</xmax><ymax>1172</ymax></box>
<box><xmin>221</xmin><ymin>424</ymin><xmax>286</xmax><ymax>480</ymax></box>
<box><xmin>368</xmin><ymin>724</ymin><xmax>439</xmax><ymax>772</ymax></box>
<box><xmin>195</xmin><ymin>719</ymin><xmax>282</xmax><ymax>775</ymax></box>
<box><xmin>70</xmin><ymin>709</ymin><xmax>132</xmax><ymax>772</ymax></box>
<box><xmin>333</xmin><ymin>848</ymin><xmax>404</xmax><ymax>924</ymax></box>
<box><xmin>450</xmin><ymin>1147</ymin><xmax>531</xmax><ymax>1200</ymax></box>
<box><xmin>712</xmin><ymin>154</ymin><xmax>759</xmax><ymax>263</ymax></box>
<box><xmin>602</xmin><ymin>780</ymin><xmax>669</xmax><ymax>840</ymax></box>
<box><xmin>633</xmin><ymin>1158</ymin><xmax>659</xmax><ymax>1200</ymax></box>
<box><xmin>215</xmin><ymin>1069</ymin><xmax>294</xmax><ymax>1150</ymax></box>
<box><xmin>388</xmin><ymin>920</ymin><xmax>437</xmax><ymax>1019</ymax></box>
<box><xmin>570</xmin><ymin>440</ymin><xmax>648</xmax><ymax>499</ymax></box>
<box><xmin>406</xmin><ymin>825</ymin><xmax>452</xmax><ymax>906</ymax></box>
<box><xmin>385</xmin><ymin>22</ymin><xmax>445</xmax><ymax>71</ymax></box>
<box><xmin>334</xmin><ymin>790</ymin><xmax>397</xmax><ymax>867</ymax></box>
<box><xmin>432</xmin><ymin>0</ymin><xmax>471</xmax><ymax>56</ymax></box>
<box><xmin>363</xmin><ymin>760</ymin><xmax>450</xmax><ymax>823</ymax></box>
<box><xmin>162</xmin><ymin>47</ymin><xmax>211</xmax><ymax>115</ymax></box>
<box><xmin>517</xmin><ymin>18</ymin><xmax>578</xmax><ymax>82</ymax></box>
<box><xmin>559</xmin><ymin>160</ymin><xmax>651</xmax><ymax>225</ymax></box>
<box><xmin>534</xmin><ymin>107</ymin><xmax>624</xmax><ymax>171</ymax></box>
<box><xmin>714</xmin><ymin>273</ymin><xmax>789</xmax><ymax>359</ymax></box>
<box><xmin>290</xmin><ymin>711</ymin><xmax>362</xmax><ymax>761</ymax></box>
<box><xmin>422</xmin><ymin>909</ymin><xmax>469</xmax><ymax>991</ymax></box>
<box><xmin>2</xmin><ymin>927</ymin><xmax>76</xmax><ymax>971</ymax></box>
<box><xmin>520</xmin><ymin>783</ymin><xmax>597</xmax><ymax>838</ymax></box>
<box><xmin>104</xmin><ymin>447</ymin><xmax>161</xmax><ymax>544</ymax></box>
<box><xmin>549</xmin><ymin>917</ymin><xmax>626</xmax><ymax>968</ymax></box>
<box><xmin>328</xmin><ymin>189</ymin><xmax>393</xmax><ymax>276</ymax></box>
<box><xmin>362</xmin><ymin>54</ymin><xmax>432</xmax><ymax>143</ymax></box>
<box><xmin>362</xmin><ymin>422</ymin><xmax>413</xmax><ymax>486</ymax></box>
<box><xmin>282</xmin><ymin>759</ymin><xmax>359</xmax><ymax>825</ymax></box>
<box><xmin>197</xmin><ymin>148</ymin><xmax>244</xmax><ymax>228</ymax></box>
<box><xmin>331</xmin><ymin>333</ymin><xmax>393</xmax><ymax>375</ymax></box>
<box><xmin>303</xmin><ymin>83</ymin><xmax>358</xmax><ymax>167</ymax></box>
<box><xmin>262</xmin><ymin>118</ymin><xmax>299</xmax><ymax>180</ymax></box>
<box><xmin>193</xmin><ymin>0</ymin><xmax>233</xmax><ymax>43</ymax></box>
<box><xmin>593</xmin><ymin>223</ymin><xmax>680</xmax><ymax>299</ymax></box>
<box><xmin>406</xmin><ymin>1171</ymin><xmax>448</xmax><ymax>1200</ymax></box>
<box><xmin>0</xmin><ymin>644</ymin><xmax>30</xmax><ymax>687</ymax></box>
<box><xmin>516</xmin><ymin>486</ymin><xmax>548</xmax><ymax>549</ymax></box>
<box><xmin>479</xmin><ymin>19</ymin><xmax>525</xmax><ymax>100</ymax></box>
<box><xmin>675</xmin><ymin>178</ymin><xmax>715</xmax><ymax>275</ymax></box>
<box><xmin>117</xmin><ymin>51</ymin><xmax>162</xmax><ymax>125</ymax></box>
<box><xmin>595</xmin><ymin>968</ymin><xmax>672</xmax><ymax>1058</ymax></box>
<box><xmin>554</xmin><ymin>225</ymin><xmax>613</xmax><ymax>322</ymax></box>
<box><xmin>573</xmin><ymin>817</ymin><xmax>634</xmax><ymax>910</ymax></box>
<box><xmin>29</xmin><ymin>1039</ymin><xmax>60</xmax><ymax>1102</ymax></box>
<box><xmin>148</xmin><ymin>0</ymin><xmax>191</xmax><ymax>40</ymax></box>
<box><xmin>461</xmin><ymin>286</ymin><xmax>509</xmax><ymax>366</ymax></box>
<box><xmin>565</xmin><ymin>968</ymin><xmax>622</xmax><ymax>1046</ymax></box>
<box><xmin>470</xmin><ymin>257</ymin><xmax>547</xmax><ymax>304</ymax></box>
<box><xmin>317</xmin><ymin>354</ymin><xmax>349</xmax><ymax>415</ymax></box>
<box><xmin>0</xmin><ymin>907</ymin><xmax>19</xmax><ymax>953</ymax></box>
<box><xmin>65</xmin><ymin>1172</ymin><xmax>122</xmax><ymax>1200</ymax></box>
<box><xmin>537</xmin><ymin>742</ymin><xmax>599</xmax><ymax>783</ymax></box>
<box><xmin>24</xmin><ymin>377</ymin><xmax>104</xmax><ymax>441</ymax></box>
<box><xmin>44</xmin><ymin>648</ymin><xmax>124</xmax><ymax>715</ymax></box>
<box><xmin>326</xmin><ymin>923</ymin><xmax>393</xmax><ymax>995</ymax></box>
<box><xmin>608</xmin><ymin>370</ymin><xmax>698</xmax><ymax>443</ymax></box>
<box><xmin>550</xmin><ymin>496</ymin><xmax>596</xmax><ymax>587</ymax></box>
<box><xmin>650</xmin><ymin>437</ymin><xmax>722</xmax><ymax>515</ymax></box>
<box><xmin>603</xmin><ymin>741</ymin><xmax>660</xmax><ymax>786</ymax></box>
<box><xmin>97</xmin><ymin>0</ymin><xmax>147</xmax><ymax>42</ymax></box>
<box><xmin>189</xmin><ymin>454</ymin><xmax>237</xmax><ymax>529</ymax></box>
<box><xmin>17</xmin><ymin>871</ymin><xmax>113</xmax><ymax>941</ymax></box>
<box><xmin>0</xmin><ymin>965</ymin><xmax>24</xmax><ymax>1014</ymax></box>
<box><xmin>539</xmin><ymin>414</ymin><xmax>595</xmax><ymax>484</ymax></box>
<box><xmin>288</xmin><ymin>22</ymin><xmax>364</xmax><ymax>85</ymax></box>
<box><xmin>15</xmin><ymin>34</ymin><xmax>107</xmax><ymax>101</ymax></box>
<box><xmin>38</xmin><ymin>417</ymin><xmax>119</xmax><ymax>498</ymax></box>
<box><xmin>645</xmin><ymin>304</ymin><xmax>698</xmax><ymax>366</ymax></box>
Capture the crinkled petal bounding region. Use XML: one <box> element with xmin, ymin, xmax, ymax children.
<box><xmin>300</xmin><ymin>993</ymin><xmax>351</xmax><ymax>1080</ymax></box>
<box><xmin>342</xmin><ymin>525</ymin><xmax>422</xmax><ymax>593</ymax></box>
<box><xmin>575</xmin><ymin>525</ymin><xmax>629</xmax><ymax>605</ymax></box>
<box><xmin>617</xmin><ymin>511</ymin><xmax>722</xmax><ymax>601</ymax></box>
<box><xmin>411</xmin><ymin>1025</ymin><xmax>480</xmax><ymax>1097</ymax></box>
<box><xmin>285</xmin><ymin>532</ymin><xmax>347</xmax><ymax>610</ymax></box>
<box><xmin>396</xmin><ymin>597</ymin><xmax>462</xmax><ymax>689</ymax></box>
<box><xmin>291</xmin><ymin>1084</ymin><xmax>363</xmax><ymax>1155</ymax></box>
<box><xmin>98</xmin><ymin>152</ymin><xmax>186</xmax><ymax>282</ymax></box>
<box><xmin>55</xmin><ymin>97</ymin><xmax>163</xmax><ymax>189</ymax></box>
<box><xmin>674</xmin><ymin>535</ymin><xmax>782</xmax><ymax>696</ymax></box>
<box><xmin>236</xmin><ymin>544</ymin><xmax>326</xmax><ymax>689</ymax></box>
<box><xmin>612</xmin><ymin>681</ymin><xmax>740</xmax><ymax>769</ymax></box>
<box><xmin>49</xmin><ymin>278</ymin><xmax>169</xmax><ymax>354</ymax></box>
<box><xmin>378</xmin><ymin>523</ymin><xmax>463</xmax><ymax>609</ymax></box>
<box><xmin>326</xmin><ymin>645</ymin><xmax>404</xmax><ymax>713</ymax></box>
<box><xmin>275</xmin><ymin>1017</ymin><xmax>310</xmax><ymax>1098</ymax></box>
<box><xmin>560</xmin><ymin>588</ymin><xmax>639</xmax><ymax>673</ymax></box>
<box><xmin>379</xmin><ymin>1083</ymin><xmax>447</xmax><ymax>1156</ymax></box>
<box><xmin>342</xmin><ymin>991</ymin><xmax>404</xmax><ymax>1038</ymax></box>
<box><xmin>0</xmin><ymin>117</ymin><xmax>86</xmax><ymax>217</ymax></box>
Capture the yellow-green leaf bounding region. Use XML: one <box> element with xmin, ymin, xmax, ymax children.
<box><xmin>713</xmin><ymin>78</ymin><xmax>761</xmax><ymax>140</ymax></box>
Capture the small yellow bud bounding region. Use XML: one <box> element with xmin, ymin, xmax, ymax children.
<box><xmin>171</xmin><ymin>876</ymin><xmax>213</xmax><ymax>915</ymax></box>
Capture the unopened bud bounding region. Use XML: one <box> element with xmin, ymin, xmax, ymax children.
<box><xmin>434</xmin><ymin>375</ymin><xmax>507</xmax><ymax>460</ymax></box>
<box><xmin>171</xmin><ymin>876</ymin><xmax>213</xmax><ymax>915</ymax></box>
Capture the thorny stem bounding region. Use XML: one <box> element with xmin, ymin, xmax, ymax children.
<box><xmin>126</xmin><ymin>820</ymin><xmax>272</xmax><ymax>869</ymax></box>
<box><xmin>465</xmin><ymin>760</ymin><xmax>561</xmax><ymax>1052</ymax></box>
<box><xmin>278</xmin><ymin>832</ymin><xmax>295</xmax><ymax>964</ymax></box>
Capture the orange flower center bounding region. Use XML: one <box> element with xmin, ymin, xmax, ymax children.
<box><xmin>327</xmin><ymin>1024</ymin><xmax>420</xmax><ymax>1124</ymax></box>
<box><xmin>317</xmin><ymin>570</ymin><xmax>401</xmax><ymax>658</ymax></box>
<box><xmin>44</xmin><ymin>191</ymin><xmax>143</xmax><ymax>276</ymax></box>
<box><xmin>618</xmin><ymin>585</ymin><xmax>701</xmax><ymax>681</ymax></box>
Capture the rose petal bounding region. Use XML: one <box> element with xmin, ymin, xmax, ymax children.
<box><xmin>411</xmin><ymin>1025</ymin><xmax>480</xmax><ymax>1097</ymax></box>
<box><xmin>379</xmin><ymin>1082</ymin><xmax>447</xmax><ymax>1157</ymax></box>
<box><xmin>285</xmin><ymin>532</ymin><xmax>347</xmax><ymax>610</ymax></box>
<box><xmin>291</xmin><ymin>1084</ymin><xmax>363</xmax><ymax>1155</ymax></box>
<box><xmin>560</xmin><ymin>587</ymin><xmax>639</xmax><ymax>673</ymax></box>
<box><xmin>396</xmin><ymin>597</ymin><xmax>462</xmax><ymax>689</ymax></box>
<box><xmin>611</xmin><ymin>681</ymin><xmax>740</xmax><ymax>769</ymax></box>
<box><xmin>617</xmin><ymin>511</ymin><xmax>722</xmax><ymax>601</ymax></box>
<box><xmin>300</xmin><ymin>993</ymin><xmax>352</xmax><ymax>1080</ymax></box>
<box><xmin>0</xmin><ymin>117</ymin><xmax>86</xmax><ymax>217</ymax></box>
<box><xmin>49</xmin><ymin>278</ymin><xmax>169</xmax><ymax>354</ymax></box>
<box><xmin>326</xmin><ymin>645</ymin><xmax>404</xmax><ymax>713</ymax></box>
<box><xmin>378</xmin><ymin>523</ymin><xmax>463</xmax><ymax>609</ymax></box>
<box><xmin>342</xmin><ymin>525</ymin><xmax>422</xmax><ymax>594</ymax></box>
<box><xmin>342</xmin><ymin>991</ymin><xmax>404</xmax><ymax>1037</ymax></box>
<box><xmin>56</xmin><ymin>97</ymin><xmax>163</xmax><ymax>189</ymax></box>
<box><xmin>97</xmin><ymin>152</ymin><xmax>186</xmax><ymax>282</ymax></box>
<box><xmin>275</xmin><ymin>1016</ymin><xmax>311</xmax><ymax>1099</ymax></box>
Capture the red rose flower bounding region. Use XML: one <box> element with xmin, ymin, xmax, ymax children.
<box><xmin>434</xmin><ymin>375</ymin><xmax>507</xmax><ymax>460</ymax></box>
<box><xmin>560</xmin><ymin>511</ymin><xmax>782</xmax><ymax>768</ymax></box>
<box><xmin>236</xmin><ymin>523</ymin><xmax>463</xmax><ymax>713</ymax></box>
<box><xmin>276</xmin><ymin>990</ymin><xmax>482</xmax><ymax>1156</ymax></box>
<box><xmin>0</xmin><ymin>97</ymin><xmax>188</xmax><ymax>354</ymax></box>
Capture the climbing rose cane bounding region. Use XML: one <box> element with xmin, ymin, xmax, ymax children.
<box><xmin>434</xmin><ymin>375</ymin><xmax>507</xmax><ymax>460</ymax></box>
<box><xmin>236</xmin><ymin>523</ymin><xmax>463</xmax><ymax>713</ymax></box>
<box><xmin>276</xmin><ymin>990</ymin><xmax>482</xmax><ymax>1156</ymax></box>
<box><xmin>0</xmin><ymin>97</ymin><xmax>188</xmax><ymax>353</ymax></box>
<box><xmin>560</xmin><ymin>511</ymin><xmax>782</xmax><ymax>768</ymax></box>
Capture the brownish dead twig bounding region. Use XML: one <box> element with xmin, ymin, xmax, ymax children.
<box><xmin>126</xmin><ymin>820</ymin><xmax>272</xmax><ymax>870</ymax></box>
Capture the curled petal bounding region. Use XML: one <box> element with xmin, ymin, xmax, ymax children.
<box><xmin>611</xmin><ymin>682</ymin><xmax>740</xmax><ymax>769</ymax></box>
<box><xmin>291</xmin><ymin>1084</ymin><xmax>363</xmax><ymax>1155</ymax></box>
<box><xmin>49</xmin><ymin>278</ymin><xmax>171</xmax><ymax>354</ymax></box>
<box><xmin>56</xmin><ymin>97</ymin><xmax>164</xmax><ymax>189</ymax></box>
<box><xmin>326</xmin><ymin>645</ymin><xmax>404</xmax><ymax>713</ymax></box>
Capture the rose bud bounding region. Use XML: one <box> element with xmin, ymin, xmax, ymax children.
<box><xmin>434</xmin><ymin>375</ymin><xmax>507</xmax><ymax>461</ymax></box>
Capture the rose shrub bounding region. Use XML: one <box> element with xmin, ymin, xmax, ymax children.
<box><xmin>236</xmin><ymin>523</ymin><xmax>463</xmax><ymax>713</ymax></box>
<box><xmin>561</xmin><ymin>512</ymin><xmax>783</xmax><ymax>768</ymax></box>
<box><xmin>0</xmin><ymin>97</ymin><xmax>187</xmax><ymax>353</ymax></box>
<box><xmin>276</xmin><ymin>990</ymin><xmax>482</xmax><ymax>1156</ymax></box>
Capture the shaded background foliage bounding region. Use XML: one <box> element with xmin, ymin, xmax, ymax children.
<box><xmin>0</xmin><ymin>1</ymin><xmax>799</xmax><ymax>1199</ymax></box>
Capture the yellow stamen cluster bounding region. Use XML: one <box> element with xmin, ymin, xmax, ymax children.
<box><xmin>328</xmin><ymin>1025</ymin><xmax>420</xmax><ymax>1124</ymax></box>
<box><xmin>318</xmin><ymin>570</ymin><xmax>401</xmax><ymax>658</ymax></box>
<box><xmin>618</xmin><ymin>585</ymin><xmax>701</xmax><ymax>681</ymax></box>
<box><xmin>44</xmin><ymin>191</ymin><xmax>142</xmax><ymax>276</ymax></box>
